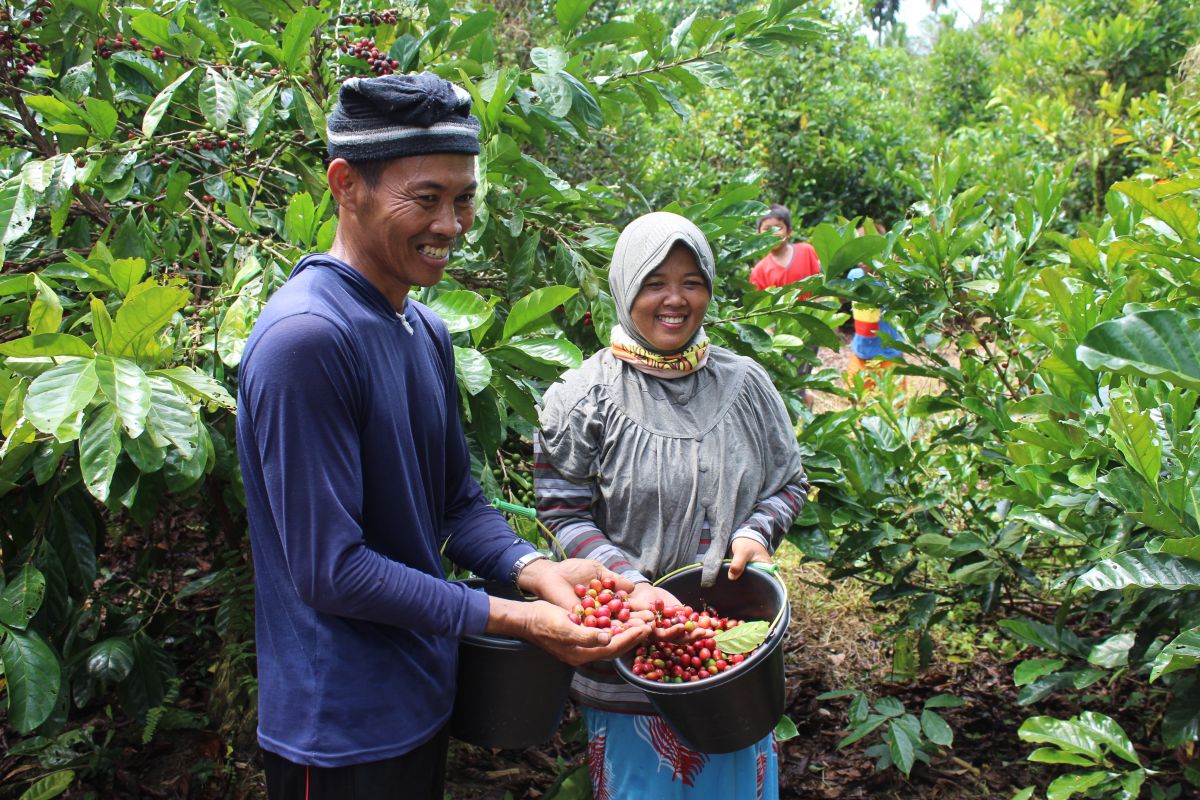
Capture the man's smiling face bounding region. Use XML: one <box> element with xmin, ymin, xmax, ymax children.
<box><xmin>348</xmin><ymin>153</ymin><xmax>478</xmax><ymax>297</ymax></box>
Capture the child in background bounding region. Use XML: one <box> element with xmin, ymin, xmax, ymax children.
<box><xmin>750</xmin><ymin>204</ymin><xmax>820</xmax><ymax>295</ymax></box>
<box><xmin>750</xmin><ymin>204</ymin><xmax>821</xmax><ymax>407</ymax></box>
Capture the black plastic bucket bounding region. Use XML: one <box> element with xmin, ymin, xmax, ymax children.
<box><xmin>612</xmin><ymin>562</ymin><xmax>789</xmax><ymax>754</ymax></box>
<box><xmin>450</xmin><ymin>579</ymin><xmax>575</xmax><ymax>749</ymax></box>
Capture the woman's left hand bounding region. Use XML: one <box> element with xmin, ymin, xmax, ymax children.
<box><xmin>728</xmin><ymin>538</ymin><xmax>772</xmax><ymax>581</ymax></box>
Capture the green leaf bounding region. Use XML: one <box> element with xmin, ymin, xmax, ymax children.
<box><xmin>681</xmin><ymin>60</ymin><xmax>737</xmax><ymax>89</ymax></box>
<box><xmin>454</xmin><ymin>346</ymin><xmax>492</xmax><ymax>396</ymax></box>
<box><xmin>0</xmin><ymin>626</ymin><xmax>61</xmax><ymax>733</ymax></box>
<box><xmin>571</xmin><ymin>20</ymin><xmax>644</xmax><ymax>47</ymax></box>
<box><xmin>151</xmin><ymin>367</ymin><xmax>235</xmax><ymax>409</ymax></box>
<box><xmin>1078</xmin><ymin>310</ymin><xmax>1200</xmax><ymax>391</ymax></box>
<box><xmin>91</xmin><ymin>297</ymin><xmax>113</xmax><ymax>354</ymax></box>
<box><xmin>1107</xmin><ymin>392</ymin><xmax>1161</xmax><ymax>488</ymax></box>
<box><xmin>532</xmin><ymin>72</ymin><xmax>573</xmax><ymax>117</ymax></box>
<box><xmin>502</xmin><ymin>338</ymin><xmax>582</xmax><ymax>369</ymax></box>
<box><xmin>1011</xmin><ymin>789</ymin><xmax>1035</xmax><ymax>800</ymax></box>
<box><xmin>284</xmin><ymin>191</ymin><xmax>317</xmax><ymax>246</ymax></box>
<box><xmin>216</xmin><ymin>292</ymin><xmax>259</xmax><ymax>367</ymax></box>
<box><xmin>0</xmin><ymin>334</ymin><xmax>94</xmax><ymax>358</ymax></box>
<box><xmin>887</xmin><ymin>718</ymin><xmax>916</xmax><ymax>776</ymax></box>
<box><xmin>129</xmin><ymin>10</ymin><xmax>172</xmax><ymax>47</ymax></box>
<box><xmin>0</xmin><ymin>565</ymin><xmax>46</xmax><ymax>629</ymax></box>
<box><xmin>920</xmin><ymin>709</ymin><xmax>953</xmax><ymax>747</ymax></box>
<box><xmin>874</xmin><ymin>696</ymin><xmax>905</xmax><ymax>717</ymax></box>
<box><xmin>108</xmin><ymin>259</ymin><xmax>146</xmax><ymax>297</ymax></box>
<box><xmin>94</xmin><ymin>356</ymin><xmax>151</xmax><ymax>438</ymax></box>
<box><xmin>837</xmin><ymin>713</ymin><xmax>887</xmax><ymax>748</ymax></box>
<box><xmin>109</xmin><ymin>284</ymin><xmax>189</xmax><ymax>361</ymax></box>
<box><xmin>142</xmin><ymin>68</ymin><xmax>196</xmax><ymax>137</ymax></box>
<box><xmin>923</xmin><ymin>694</ymin><xmax>966</xmax><ymax>709</ymax></box>
<box><xmin>1014</xmin><ymin>658</ymin><xmax>1066</xmax><ymax>687</ymax></box>
<box><xmin>124</xmin><ymin>430</ymin><xmax>166</xmax><ymax>473</ymax></box>
<box><xmin>556</xmin><ymin>0</ymin><xmax>594</xmax><ymax>33</ymax></box>
<box><xmin>828</xmin><ymin>235</ymin><xmax>887</xmax><ymax>279</ymax></box>
<box><xmin>1018</xmin><ymin>716</ymin><xmax>1103</xmax><ymax>759</ymax></box>
<box><xmin>198</xmin><ymin>68</ymin><xmax>237</xmax><ymax>130</ymax></box>
<box><xmin>79</xmin><ymin>404</ymin><xmax>121</xmax><ymax>502</ymax></box>
<box><xmin>80</xmin><ymin>97</ymin><xmax>118</xmax><ymax>138</ymax></box>
<box><xmin>448</xmin><ymin>8</ymin><xmax>497</xmax><ymax>50</ymax></box>
<box><xmin>17</xmin><ymin>770</ymin><xmax>75</xmax><ymax>800</ymax></box>
<box><xmin>1046</xmin><ymin>771</ymin><xmax>1108</xmax><ymax>800</ymax></box>
<box><xmin>1150</xmin><ymin>627</ymin><xmax>1200</xmax><ymax>682</ymax></box>
<box><xmin>1163</xmin><ymin>676</ymin><xmax>1200</xmax><ymax>747</ymax></box>
<box><xmin>85</xmin><ymin>637</ymin><xmax>135</xmax><ymax>682</ymax></box>
<box><xmin>1027</xmin><ymin>747</ymin><xmax>1096</xmax><ymax>766</ymax></box>
<box><xmin>998</xmin><ymin>618</ymin><xmax>1090</xmax><ymax>658</ymax></box>
<box><xmin>293</xmin><ymin>86</ymin><xmax>327</xmax><ymax>142</ymax></box>
<box><xmin>24</xmin><ymin>359</ymin><xmax>98</xmax><ymax>439</ymax></box>
<box><xmin>29</xmin><ymin>275</ymin><xmax>63</xmax><ymax>336</ymax></box>
<box><xmin>1148</xmin><ymin>536</ymin><xmax>1200</xmax><ymax>561</ymax></box>
<box><xmin>1087</xmin><ymin>633</ymin><xmax>1134</xmax><ymax>668</ymax></box>
<box><xmin>281</xmin><ymin>7</ymin><xmax>323</xmax><ymax>70</ymax></box>
<box><xmin>0</xmin><ymin>176</ymin><xmax>37</xmax><ymax>249</ymax></box>
<box><xmin>430</xmin><ymin>290</ymin><xmax>492</xmax><ymax>334</ymax></box>
<box><xmin>713</xmin><ymin>620</ymin><xmax>770</xmax><ymax>654</ymax></box>
<box><xmin>1077</xmin><ymin>549</ymin><xmax>1200</xmax><ymax>592</ymax></box>
<box><xmin>774</xmin><ymin>714</ymin><xmax>799</xmax><ymax>742</ymax></box>
<box><xmin>530</xmin><ymin>46</ymin><xmax>569</xmax><ymax>75</ymax></box>
<box><xmin>145</xmin><ymin>376</ymin><xmax>199</xmax><ymax>459</ymax></box>
<box><xmin>502</xmin><ymin>285</ymin><xmax>578</xmax><ymax>340</ymax></box>
<box><xmin>1078</xmin><ymin>711</ymin><xmax>1139</xmax><ymax>766</ymax></box>
<box><xmin>491</xmin><ymin>371</ymin><xmax>539</xmax><ymax>425</ymax></box>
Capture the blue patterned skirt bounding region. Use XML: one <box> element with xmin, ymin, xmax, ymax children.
<box><xmin>583</xmin><ymin>707</ymin><xmax>779</xmax><ymax>799</ymax></box>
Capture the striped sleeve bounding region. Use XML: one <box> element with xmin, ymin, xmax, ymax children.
<box><xmin>731</xmin><ymin>481</ymin><xmax>808</xmax><ymax>553</ymax></box>
<box><xmin>533</xmin><ymin>434</ymin><xmax>651</xmax><ymax>585</ymax></box>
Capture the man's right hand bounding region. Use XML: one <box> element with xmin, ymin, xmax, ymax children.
<box><xmin>486</xmin><ymin>597</ymin><xmax>649</xmax><ymax>666</ymax></box>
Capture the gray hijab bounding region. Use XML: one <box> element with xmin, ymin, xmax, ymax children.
<box><xmin>610</xmin><ymin>212</ymin><xmax>716</xmax><ymax>354</ymax></box>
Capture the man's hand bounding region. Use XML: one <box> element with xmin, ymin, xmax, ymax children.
<box><xmin>517</xmin><ymin>557</ymin><xmax>637</xmax><ymax>611</ymax></box>
<box><xmin>486</xmin><ymin>596</ymin><xmax>649</xmax><ymax>666</ymax></box>
<box><xmin>728</xmin><ymin>537</ymin><xmax>772</xmax><ymax>581</ymax></box>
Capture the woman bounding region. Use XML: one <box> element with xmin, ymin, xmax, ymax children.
<box><xmin>534</xmin><ymin>212</ymin><xmax>807</xmax><ymax>799</ymax></box>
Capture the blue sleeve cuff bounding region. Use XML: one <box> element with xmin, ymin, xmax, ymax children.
<box><xmin>462</xmin><ymin>584</ymin><xmax>493</xmax><ymax>635</ymax></box>
<box><xmin>495</xmin><ymin>539</ymin><xmax>539</xmax><ymax>585</ymax></box>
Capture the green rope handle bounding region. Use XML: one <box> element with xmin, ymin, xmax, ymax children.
<box><xmin>490</xmin><ymin>498</ymin><xmax>568</xmax><ymax>560</ymax></box>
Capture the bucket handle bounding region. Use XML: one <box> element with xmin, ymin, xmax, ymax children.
<box><xmin>653</xmin><ymin>560</ymin><xmax>789</xmax><ymax>635</ymax></box>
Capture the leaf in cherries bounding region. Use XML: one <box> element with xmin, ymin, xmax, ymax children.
<box><xmin>714</xmin><ymin>620</ymin><xmax>770</xmax><ymax>654</ymax></box>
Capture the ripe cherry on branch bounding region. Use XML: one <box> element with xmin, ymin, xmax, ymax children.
<box><xmin>337</xmin><ymin>35</ymin><xmax>400</xmax><ymax>76</ymax></box>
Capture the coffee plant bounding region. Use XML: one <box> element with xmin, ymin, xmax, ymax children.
<box><xmin>0</xmin><ymin>0</ymin><xmax>836</xmax><ymax>788</ymax></box>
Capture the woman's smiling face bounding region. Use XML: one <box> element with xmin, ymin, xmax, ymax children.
<box><xmin>629</xmin><ymin>244</ymin><xmax>711</xmax><ymax>353</ymax></box>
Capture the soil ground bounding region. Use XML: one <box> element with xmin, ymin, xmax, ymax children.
<box><xmin>440</xmin><ymin>557</ymin><xmax>1042</xmax><ymax>800</ymax></box>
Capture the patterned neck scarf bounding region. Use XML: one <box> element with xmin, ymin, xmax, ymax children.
<box><xmin>610</xmin><ymin>325</ymin><xmax>710</xmax><ymax>379</ymax></box>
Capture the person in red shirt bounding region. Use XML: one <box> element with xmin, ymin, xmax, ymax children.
<box><xmin>749</xmin><ymin>204</ymin><xmax>821</xmax><ymax>408</ymax></box>
<box><xmin>750</xmin><ymin>204</ymin><xmax>821</xmax><ymax>298</ymax></box>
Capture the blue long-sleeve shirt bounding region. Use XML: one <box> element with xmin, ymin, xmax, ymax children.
<box><xmin>236</xmin><ymin>254</ymin><xmax>533</xmax><ymax>767</ymax></box>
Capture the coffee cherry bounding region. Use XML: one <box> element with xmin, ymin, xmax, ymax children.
<box><xmin>628</xmin><ymin>603</ymin><xmax>762</xmax><ymax>683</ymax></box>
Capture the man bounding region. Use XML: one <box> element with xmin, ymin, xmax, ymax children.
<box><xmin>749</xmin><ymin>204</ymin><xmax>821</xmax><ymax>406</ymax></box>
<box><xmin>749</xmin><ymin>204</ymin><xmax>820</xmax><ymax>297</ymax></box>
<box><xmin>236</xmin><ymin>73</ymin><xmax>644</xmax><ymax>799</ymax></box>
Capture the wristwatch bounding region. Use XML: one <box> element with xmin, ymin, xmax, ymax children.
<box><xmin>510</xmin><ymin>552</ymin><xmax>549</xmax><ymax>587</ymax></box>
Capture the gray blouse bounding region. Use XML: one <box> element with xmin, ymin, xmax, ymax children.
<box><xmin>538</xmin><ymin>346</ymin><xmax>806</xmax><ymax>587</ymax></box>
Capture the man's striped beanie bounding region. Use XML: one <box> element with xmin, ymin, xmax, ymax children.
<box><xmin>326</xmin><ymin>72</ymin><xmax>481</xmax><ymax>161</ymax></box>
